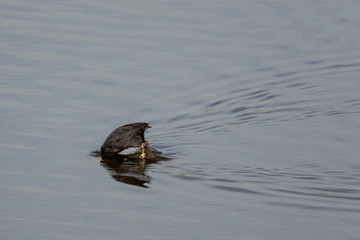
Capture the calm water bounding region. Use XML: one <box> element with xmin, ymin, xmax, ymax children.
<box><xmin>1</xmin><ymin>1</ymin><xmax>360</xmax><ymax>239</ymax></box>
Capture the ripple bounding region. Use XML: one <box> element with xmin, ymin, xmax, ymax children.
<box><xmin>265</xmin><ymin>201</ymin><xmax>360</xmax><ymax>213</ymax></box>
<box><xmin>212</xmin><ymin>185</ymin><xmax>268</xmax><ymax>195</ymax></box>
<box><xmin>167</xmin><ymin>162</ymin><xmax>360</xmax><ymax>214</ymax></box>
<box><xmin>316</xmin><ymin>62</ymin><xmax>360</xmax><ymax>71</ymax></box>
<box><xmin>261</xmin><ymin>94</ymin><xmax>281</xmax><ymax>101</ymax></box>
<box><xmin>230</xmin><ymin>106</ymin><xmax>247</xmax><ymax>114</ymax></box>
<box><xmin>207</xmin><ymin>98</ymin><xmax>232</xmax><ymax>108</ymax></box>
<box><xmin>175</xmin><ymin>173</ymin><xmax>206</xmax><ymax>181</ymax></box>
<box><xmin>155</xmin><ymin>57</ymin><xmax>360</xmax><ymax>135</ymax></box>
<box><xmin>273</xmin><ymin>71</ymin><xmax>298</xmax><ymax>78</ymax></box>
<box><xmin>169</xmin><ymin>113</ymin><xmax>190</xmax><ymax>123</ymax></box>
<box><xmin>269</xmin><ymin>188</ymin><xmax>360</xmax><ymax>201</ymax></box>
<box><xmin>304</xmin><ymin>60</ymin><xmax>324</xmax><ymax>65</ymax></box>
<box><xmin>242</xmin><ymin>89</ymin><xmax>267</xmax><ymax>97</ymax></box>
<box><xmin>306</xmin><ymin>186</ymin><xmax>360</xmax><ymax>195</ymax></box>
<box><xmin>228</xmin><ymin>87</ymin><xmax>251</xmax><ymax>94</ymax></box>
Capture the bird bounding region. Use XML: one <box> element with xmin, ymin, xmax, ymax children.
<box><xmin>141</xmin><ymin>140</ymin><xmax>155</xmax><ymax>160</ymax></box>
<box><xmin>101</xmin><ymin>123</ymin><xmax>153</xmax><ymax>158</ymax></box>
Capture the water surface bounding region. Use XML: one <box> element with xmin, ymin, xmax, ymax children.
<box><xmin>1</xmin><ymin>1</ymin><xmax>360</xmax><ymax>239</ymax></box>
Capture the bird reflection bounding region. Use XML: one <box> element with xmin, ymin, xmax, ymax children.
<box><xmin>99</xmin><ymin>153</ymin><xmax>157</xmax><ymax>188</ymax></box>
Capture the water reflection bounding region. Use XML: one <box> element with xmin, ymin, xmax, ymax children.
<box><xmin>90</xmin><ymin>149</ymin><xmax>167</xmax><ymax>188</ymax></box>
<box><xmin>100</xmin><ymin>154</ymin><xmax>154</xmax><ymax>188</ymax></box>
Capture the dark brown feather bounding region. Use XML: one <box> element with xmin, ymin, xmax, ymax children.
<box><xmin>101</xmin><ymin>122</ymin><xmax>151</xmax><ymax>154</ymax></box>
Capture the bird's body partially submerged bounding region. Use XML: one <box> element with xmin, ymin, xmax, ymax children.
<box><xmin>141</xmin><ymin>140</ymin><xmax>155</xmax><ymax>160</ymax></box>
<box><xmin>101</xmin><ymin>122</ymin><xmax>151</xmax><ymax>155</ymax></box>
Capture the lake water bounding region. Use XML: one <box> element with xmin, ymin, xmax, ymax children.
<box><xmin>1</xmin><ymin>1</ymin><xmax>360</xmax><ymax>239</ymax></box>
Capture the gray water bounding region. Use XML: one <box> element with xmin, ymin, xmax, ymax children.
<box><xmin>1</xmin><ymin>1</ymin><xmax>360</xmax><ymax>239</ymax></box>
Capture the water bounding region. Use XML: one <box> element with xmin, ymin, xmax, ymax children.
<box><xmin>1</xmin><ymin>0</ymin><xmax>360</xmax><ymax>239</ymax></box>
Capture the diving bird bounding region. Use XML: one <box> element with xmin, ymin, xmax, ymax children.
<box><xmin>101</xmin><ymin>122</ymin><xmax>152</xmax><ymax>156</ymax></box>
